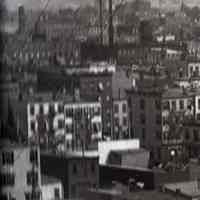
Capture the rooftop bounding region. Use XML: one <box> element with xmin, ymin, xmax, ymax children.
<box><xmin>41</xmin><ymin>175</ymin><xmax>61</xmax><ymax>185</ymax></box>
<box><xmin>41</xmin><ymin>150</ymin><xmax>99</xmax><ymax>159</ymax></box>
<box><xmin>164</xmin><ymin>181</ymin><xmax>200</xmax><ymax>198</ymax></box>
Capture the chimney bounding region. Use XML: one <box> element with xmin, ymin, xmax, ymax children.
<box><xmin>108</xmin><ymin>0</ymin><xmax>114</xmax><ymax>47</ymax></box>
<box><xmin>18</xmin><ymin>5</ymin><xmax>25</xmax><ymax>33</ymax></box>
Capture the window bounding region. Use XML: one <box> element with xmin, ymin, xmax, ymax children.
<box><xmin>114</xmin><ymin>104</ymin><xmax>119</xmax><ymax>113</ymax></box>
<box><xmin>27</xmin><ymin>171</ymin><xmax>38</xmax><ymax>186</ymax></box>
<box><xmin>39</xmin><ymin>104</ymin><xmax>44</xmax><ymax>115</ymax></box>
<box><xmin>194</xmin><ymin>129</ymin><xmax>199</xmax><ymax>141</ymax></box>
<box><xmin>106</xmin><ymin>96</ymin><xmax>110</xmax><ymax>102</ymax></box>
<box><xmin>114</xmin><ymin>117</ymin><xmax>119</xmax><ymax>125</ymax></box>
<box><xmin>54</xmin><ymin>188</ymin><xmax>60</xmax><ymax>199</ymax></box>
<box><xmin>140</xmin><ymin>113</ymin><xmax>146</xmax><ymax>124</ymax></box>
<box><xmin>140</xmin><ymin>99</ymin><xmax>145</xmax><ymax>110</ymax></box>
<box><xmin>30</xmin><ymin>121</ymin><xmax>35</xmax><ymax>132</ymax></box>
<box><xmin>0</xmin><ymin>173</ymin><xmax>15</xmax><ymax>186</ymax></box>
<box><xmin>30</xmin><ymin>105</ymin><xmax>35</xmax><ymax>115</ymax></box>
<box><xmin>49</xmin><ymin>104</ymin><xmax>55</xmax><ymax>115</ymax></box>
<box><xmin>58</xmin><ymin>104</ymin><xmax>63</xmax><ymax>113</ymax></box>
<box><xmin>25</xmin><ymin>192</ymin><xmax>40</xmax><ymax>200</ymax></box>
<box><xmin>66</xmin><ymin>108</ymin><xmax>73</xmax><ymax>117</ymax></box>
<box><xmin>91</xmin><ymin>162</ymin><xmax>96</xmax><ymax>173</ymax></box>
<box><xmin>156</xmin><ymin>114</ymin><xmax>161</xmax><ymax>125</ymax></box>
<box><xmin>172</xmin><ymin>101</ymin><xmax>176</xmax><ymax>110</ymax></box>
<box><xmin>2</xmin><ymin>151</ymin><xmax>14</xmax><ymax>165</ymax></box>
<box><xmin>156</xmin><ymin>131</ymin><xmax>162</xmax><ymax>140</ymax></box>
<box><xmin>71</xmin><ymin>184</ymin><xmax>76</xmax><ymax>198</ymax></box>
<box><xmin>30</xmin><ymin>149</ymin><xmax>38</xmax><ymax>165</ymax></box>
<box><xmin>94</xmin><ymin>107</ymin><xmax>101</xmax><ymax>115</ymax></box>
<box><xmin>66</xmin><ymin>124</ymin><xmax>73</xmax><ymax>133</ymax></box>
<box><xmin>163</xmin><ymin>101</ymin><xmax>170</xmax><ymax>110</ymax></box>
<box><xmin>123</xmin><ymin>117</ymin><xmax>127</xmax><ymax>126</ymax></box>
<box><xmin>185</xmin><ymin>129</ymin><xmax>190</xmax><ymax>140</ymax></box>
<box><xmin>72</xmin><ymin>164</ymin><xmax>77</xmax><ymax>175</ymax></box>
<box><xmin>198</xmin><ymin>99</ymin><xmax>200</xmax><ymax>110</ymax></box>
<box><xmin>122</xmin><ymin>103</ymin><xmax>127</xmax><ymax>113</ymax></box>
<box><xmin>142</xmin><ymin>128</ymin><xmax>145</xmax><ymax>140</ymax></box>
<box><xmin>179</xmin><ymin>100</ymin><xmax>184</xmax><ymax>110</ymax></box>
<box><xmin>155</xmin><ymin>100</ymin><xmax>161</xmax><ymax>110</ymax></box>
<box><xmin>58</xmin><ymin>120</ymin><xmax>64</xmax><ymax>129</ymax></box>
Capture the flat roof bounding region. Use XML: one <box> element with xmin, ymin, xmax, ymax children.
<box><xmin>42</xmin><ymin>175</ymin><xmax>61</xmax><ymax>185</ymax></box>
<box><xmin>41</xmin><ymin>150</ymin><xmax>99</xmax><ymax>159</ymax></box>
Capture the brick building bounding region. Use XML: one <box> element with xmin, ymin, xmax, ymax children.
<box><xmin>40</xmin><ymin>151</ymin><xmax>99</xmax><ymax>199</ymax></box>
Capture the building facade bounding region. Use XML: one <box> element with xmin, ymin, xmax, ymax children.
<box><xmin>27</xmin><ymin>100</ymin><xmax>102</xmax><ymax>151</ymax></box>
<box><xmin>41</xmin><ymin>175</ymin><xmax>63</xmax><ymax>200</ymax></box>
<box><xmin>113</xmin><ymin>99</ymin><xmax>130</xmax><ymax>139</ymax></box>
<box><xmin>0</xmin><ymin>142</ymin><xmax>41</xmax><ymax>200</ymax></box>
<box><xmin>40</xmin><ymin>151</ymin><xmax>99</xmax><ymax>199</ymax></box>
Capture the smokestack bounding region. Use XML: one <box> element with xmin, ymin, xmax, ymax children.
<box><xmin>108</xmin><ymin>0</ymin><xmax>114</xmax><ymax>47</ymax></box>
<box><xmin>18</xmin><ymin>5</ymin><xmax>25</xmax><ymax>33</ymax></box>
<box><xmin>99</xmin><ymin>0</ymin><xmax>103</xmax><ymax>44</ymax></box>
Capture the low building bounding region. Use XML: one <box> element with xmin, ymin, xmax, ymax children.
<box><xmin>0</xmin><ymin>141</ymin><xmax>41</xmax><ymax>200</ymax></box>
<box><xmin>41</xmin><ymin>175</ymin><xmax>63</xmax><ymax>200</ymax></box>
<box><xmin>107</xmin><ymin>149</ymin><xmax>150</xmax><ymax>169</ymax></box>
<box><xmin>98</xmin><ymin>139</ymin><xmax>140</xmax><ymax>165</ymax></box>
<box><xmin>40</xmin><ymin>151</ymin><xmax>99</xmax><ymax>199</ymax></box>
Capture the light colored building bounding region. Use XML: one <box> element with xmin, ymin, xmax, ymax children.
<box><xmin>27</xmin><ymin>101</ymin><xmax>65</xmax><ymax>144</ymax></box>
<box><xmin>188</xmin><ymin>61</ymin><xmax>200</xmax><ymax>78</ymax></box>
<box><xmin>41</xmin><ymin>175</ymin><xmax>63</xmax><ymax>200</ymax></box>
<box><xmin>27</xmin><ymin>100</ymin><xmax>102</xmax><ymax>151</ymax></box>
<box><xmin>0</xmin><ymin>141</ymin><xmax>41</xmax><ymax>200</ymax></box>
<box><xmin>98</xmin><ymin>139</ymin><xmax>140</xmax><ymax>164</ymax></box>
<box><xmin>64</xmin><ymin>101</ymin><xmax>102</xmax><ymax>150</ymax></box>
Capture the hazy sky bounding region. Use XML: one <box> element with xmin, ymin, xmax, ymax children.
<box><xmin>4</xmin><ymin>0</ymin><xmax>200</xmax><ymax>11</ymax></box>
<box><xmin>4</xmin><ymin>0</ymin><xmax>94</xmax><ymax>11</ymax></box>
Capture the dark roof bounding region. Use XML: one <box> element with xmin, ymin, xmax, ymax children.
<box><xmin>110</xmin><ymin>148</ymin><xmax>148</xmax><ymax>156</ymax></box>
<box><xmin>42</xmin><ymin>175</ymin><xmax>61</xmax><ymax>185</ymax></box>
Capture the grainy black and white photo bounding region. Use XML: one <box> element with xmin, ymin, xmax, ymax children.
<box><xmin>1</xmin><ymin>0</ymin><xmax>200</xmax><ymax>199</ymax></box>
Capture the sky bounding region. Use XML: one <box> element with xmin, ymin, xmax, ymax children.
<box><xmin>3</xmin><ymin>0</ymin><xmax>200</xmax><ymax>11</ymax></box>
<box><xmin>4</xmin><ymin>0</ymin><xmax>94</xmax><ymax>11</ymax></box>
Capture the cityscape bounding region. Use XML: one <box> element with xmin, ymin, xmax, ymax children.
<box><xmin>1</xmin><ymin>0</ymin><xmax>200</xmax><ymax>199</ymax></box>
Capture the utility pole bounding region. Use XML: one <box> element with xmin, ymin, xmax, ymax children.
<box><xmin>99</xmin><ymin>0</ymin><xmax>103</xmax><ymax>45</ymax></box>
<box><xmin>108</xmin><ymin>0</ymin><xmax>114</xmax><ymax>48</ymax></box>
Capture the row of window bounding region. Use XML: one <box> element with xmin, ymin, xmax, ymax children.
<box><xmin>2</xmin><ymin>149</ymin><xmax>38</xmax><ymax>166</ymax></box>
<box><xmin>65</xmin><ymin>107</ymin><xmax>101</xmax><ymax>118</ymax></box>
<box><xmin>31</xmin><ymin>119</ymin><xmax>101</xmax><ymax>134</ymax></box>
<box><xmin>163</xmin><ymin>99</ymin><xmax>189</xmax><ymax>111</ymax></box>
<box><xmin>114</xmin><ymin>103</ymin><xmax>127</xmax><ymax>113</ymax></box>
<box><xmin>185</xmin><ymin>129</ymin><xmax>200</xmax><ymax>141</ymax></box>
<box><xmin>30</xmin><ymin>104</ymin><xmax>64</xmax><ymax>116</ymax></box>
<box><xmin>114</xmin><ymin>117</ymin><xmax>128</xmax><ymax>126</ymax></box>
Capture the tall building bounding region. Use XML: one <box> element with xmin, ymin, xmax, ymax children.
<box><xmin>0</xmin><ymin>141</ymin><xmax>41</xmax><ymax>200</ymax></box>
<box><xmin>18</xmin><ymin>5</ymin><xmax>25</xmax><ymax>34</ymax></box>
